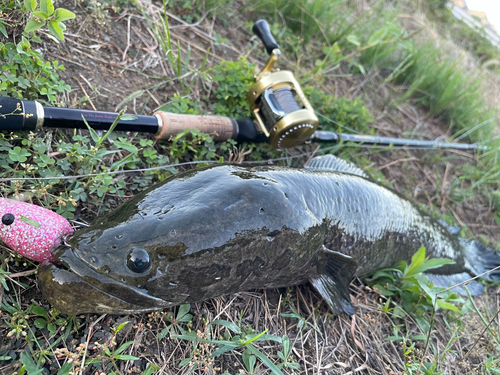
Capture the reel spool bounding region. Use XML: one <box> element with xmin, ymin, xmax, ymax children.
<box><xmin>248</xmin><ymin>20</ymin><xmax>318</xmax><ymax>149</ymax></box>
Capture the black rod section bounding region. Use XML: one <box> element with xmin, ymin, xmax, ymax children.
<box><xmin>0</xmin><ymin>96</ymin><xmax>160</xmax><ymax>134</ymax></box>
<box><xmin>43</xmin><ymin>107</ymin><xmax>159</xmax><ymax>133</ymax></box>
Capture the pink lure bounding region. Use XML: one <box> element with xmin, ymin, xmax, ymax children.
<box><xmin>0</xmin><ymin>198</ymin><xmax>74</xmax><ymax>262</ymax></box>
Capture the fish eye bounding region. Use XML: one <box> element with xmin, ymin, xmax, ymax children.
<box><xmin>2</xmin><ymin>213</ymin><xmax>15</xmax><ymax>226</ymax></box>
<box><xmin>127</xmin><ymin>248</ymin><xmax>151</xmax><ymax>273</ymax></box>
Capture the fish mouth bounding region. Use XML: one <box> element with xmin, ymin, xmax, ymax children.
<box><xmin>38</xmin><ymin>245</ymin><xmax>172</xmax><ymax>315</ymax></box>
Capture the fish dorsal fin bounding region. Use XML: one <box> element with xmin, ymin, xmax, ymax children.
<box><xmin>310</xmin><ymin>245</ymin><xmax>358</xmax><ymax>315</ymax></box>
<box><xmin>305</xmin><ymin>155</ymin><xmax>369</xmax><ymax>178</ymax></box>
<box><xmin>437</xmin><ymin>219</ymin><xmax>461</xmax><ymax>236</ymax></box>
<box><xmin>426</xmin><ymin>272</ymin><xmax>484</xmax><ymax>296</ymax></box>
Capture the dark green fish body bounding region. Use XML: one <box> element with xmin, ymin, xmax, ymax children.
<box><xmin>39</xmin><ymin>156</ymin><xmax>500</xmax><ymax>315</ymax></box>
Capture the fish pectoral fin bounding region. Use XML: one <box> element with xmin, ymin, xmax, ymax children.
<box><xmin>304</xmin><ymin>155</ymin><xmax>369</xmax><ymax>179</ymax></box>
<box><xmin>426</xmin><ymin>272</ymin><xmax>484</xmax><ymax>296</ymax></box>
<box><xmin>310</xmin><ymin>245</ymin><xmax>358</xmax><ymax>315</ymax></box>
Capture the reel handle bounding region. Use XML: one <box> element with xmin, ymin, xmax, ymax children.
<box><xmin>253</xmin><ymin>20</ymin><xmax>279</xmax><ymax>54</ymax></box>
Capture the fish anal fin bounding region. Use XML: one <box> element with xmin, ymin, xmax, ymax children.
<box><xmin>310</xmin><ymin>245</ymin><xmax>358</xmax><ymax>315</ymax></box>
<box><xmin>426</xmin><ymin>272</ymin><xmax>484</xmax><ymax>296</ymax></box>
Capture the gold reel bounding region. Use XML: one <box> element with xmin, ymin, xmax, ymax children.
<box><xmin>248</xmin><ymin>46</ymin><xmax>318</xmax><ymax>149</ymax></box>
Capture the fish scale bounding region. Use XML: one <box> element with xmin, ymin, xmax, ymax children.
<box><xmin>37</xmin><ymin>155</ymin><xmax>500</xmax><ymax>315</ymax></box>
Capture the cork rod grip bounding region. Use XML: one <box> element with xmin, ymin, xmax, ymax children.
<box><xmin>153</xmin><ymin>112</ymin><xmax>237</xmax><ymax>141</ymax></box>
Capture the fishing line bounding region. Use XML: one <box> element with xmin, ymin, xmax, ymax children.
<box><xmin>0</xmin><ymin>140</ymin><xmax>481</xmax><ymax>182</ymax></box>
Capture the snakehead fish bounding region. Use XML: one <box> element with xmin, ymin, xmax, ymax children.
<box><xmin>0</xmin><ymin>198</ymin><xmax>73</xmax><ymax>263</ymax></box>
<box><xmin>38</xmin><ymin>155</ymin><xmax>500</xmax><ymax>315</ymax></box>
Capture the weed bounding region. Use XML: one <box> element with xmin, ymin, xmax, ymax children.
<box><xmin>210</xmin><ymin>57</ymin><xmax>255</xmax><ymax>118</ymax></box>
<box><xmin>281</xmin><ymin>305</ymin><xmax>322</xmax><ymax>334</ymax></box>
<box><xmin>173</xmin><ymin>317</ymin><xmax>299</xmax><ymax>374</ymax></box>
<box><xmin>0</xmin><ymin>38</ymin><xmax>70</xmax><ymax>102</ymax></box>
<box><xmin>23</xmin><ymin>0</ymin><xmax>75</xmax><ymax>41</ymax></box>
<box><xmin>142</xmin><ymin>0</ymin><xmax>211</xmax><ymax>96</ymax></box>
<box><xmin>250</xmin><ymin>0</ymin><xmax>358</xmax><ymax>45</ymax></box>
<box><xmin>365</xmin><ymin>246</ymin><xmax>463</xmax><ymax>333</ymax></box>
<box><xmin>303</xmin><ymin>86</ymin><xmax>374</xmax><ymax>133</ymax></box>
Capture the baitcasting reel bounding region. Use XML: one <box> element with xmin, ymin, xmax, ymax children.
<box><xmin>248</xmin><ymin>20</ymin><xmax>318</xmax><ymax>149</ymax></box>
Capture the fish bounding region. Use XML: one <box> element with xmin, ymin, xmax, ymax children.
<box><xmin>0</xmin><ymin>198</ymin><xmax>74</xmax><ymax>263</ymax></box>
<box><xmin>38</xmin><ymin>155</ymin><xmax>500</xmax><ymax>315</ymax></box>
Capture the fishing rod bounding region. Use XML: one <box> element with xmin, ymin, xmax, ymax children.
<box><xmin>0</xmin><ymin>20</ymin><xmax>483</xmax><ymax>152</ymax></box>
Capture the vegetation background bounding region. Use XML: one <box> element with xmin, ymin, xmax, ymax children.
<box><xmin>1</xmin><ymin>0</ymin><xmax>500</xmax><ymax>373</ymax></box>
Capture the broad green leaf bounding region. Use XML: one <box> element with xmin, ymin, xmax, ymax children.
<box><xmin>436</xmin><ymin>299</ymin><xmax>461</xmax><ymax>313</ymax></box>
<box><xmin>113</xmin><ymin>355</ymin><xmax>140</xmax><ymax>361</ymax></box>
<box><xmin>392</xmin><ymin>305</ymin><xmax>405</xmax><ymax>318</ymax></box>
<box><xmin>210</xmin><ymin>345</ymin><xmax>238</xmax><ymax>357</ymax></box>
<box><xmin>24</xmin><ymin>0</ymin><xmax>37</xmax><ymax>11</ymax></box>
<box><xmin>31</xmin><ymin>305</ymin><xmax>49</xmax><ymax>318</ymax></box>
<box><xmin>34</xmin><ymin>318</ymin><xmax>47</xmax><ymax>329</ymax></box>
<box><xmin>157</xmin><ymin>327</ymin><xmax>169</xmax><ymax>339</ymax></box>
<box><xmin>0</xmin><ymin>24</ymin><xmax>6</xmax><ymax>38</ymax></box>
<box><xmin>82</xmin><ymin>115</ymin><xmax>100</xmax><ymax>143</ymax></box>
<box><xmin>210</xmin><ymin>319</ymin><xmax>241</xmax><ymax>334</ymax></box>
<box><xmin>179</xmin><ymin>357</ymin><xmax>193</xmax><ymax>366</ymax></box>
<box><xmin>371</xmin><ymin>283</ymin><xmax>396</xmax><ymax>296</ymax></box>
<box><xmin>21</xmin><ymin>352</ymin><xmax>44</xmax><ymax>375</ymax></box>
<box><xmin>394</xmin><ymin>260</ymin><xmax>407</xmax><ymax>272</ymax></box>
<box><xmin>382</xmin><ymin>298</ymin><xmax>392</xmax><ymax>313</ymax></box>
<box><xmin>56</xmin><ymin>361</ymin><xmax>73</xmax><ymax>375</ymax></box>
<box><xmin>54</xmin><ymin>8</ymin><xmax>75</xmax><ymax>22</ymax></box>
<box><xmin>25</xmin><ymin>18</ymin><xmax>45</xmax><ymax>33</ymax></box>
<box><xmin>143</xmin><ymin>364</ymin><xmax>160</xmax><ymax>375</ymax></box>
<box><xmin>246</xmin><ymin>344</ymin><xmax>284</xmax><ymax>375</ymax></box>
<box><xmin>32</xmin><ymin>11</ymin><xmax>49</xmax><ymax>19</ymax></box>
<box><xmin>40</xmin><ymin>0</ymin><xmax>54</xmax><ymax>16</ymax></box>
<box><xmin>404</xmin><ymin>246</ymin><xmax>426</xmax><ymax>277</ymax></box>
<box><xmin>48</xmin><ymin>21</ymin><xmax>64</xmax><ymax>41</ymax></box>
<box><xmin>242</xmin><ymin>349</ymin><xmax>256</xmax><ymax>372</ymax></box>
<box><xmin>171</xmin><ymin>334</ymin><xmax>237</xmax><ymax>347</ymax></box>
<box><xmin>114</xmin><ymin>340</ymin><xmax>135</xmax><ymax>355</ymax></box>
<box><xmin>414</xmin><ymin>258</ymin><xmax>455</xmax><ymax>274</ymax></box>
<box><xmin>120</xmin><ymin>115</ymin><xmax>138</xmax><ymax>121</ymax></box>
<box><xmin>114</xmin><ymin>321</ymin><xmax>130</xmax><ymax>334</ymax></box>
<box><xmin>368</xmin><ymin>27</ymin><xmax>388</xmax><ymax>45</ymax></box>
<box><xmin>411</xmin><ymin>335</ymin><xmax>428</xmax><ymax>341</ymax></box>
<box><xmin>346</xmin><ymin>34</ymin><xmax>361</xmax><ymax>46</ymax></box>
<box><xmin>414</xmin><ymin>316</ymin><xmax>430</xmax><ymax>334</ymax></box>
<box><xmin>176</xmin><ymin>303</ymin><xmax>191</xmax><ymax>321</ymax></box>
<box><xmin>420</xmin><ymin>282</ymin><xmax>437</xmax><ymax>304</ymax></box>
<box><xmin>369</xmin><ymin>269</ymin><xmax>400</xmax><ymax>281</ymax></box>
<box><xmin>282</xmin><ymin>335</ymin><xmax>291</xmax><ymax>356</ymax></box>
<box><xmin>20</xmin><ymin>215</ymin><xmax>41</xmax><ymax>228</ymax></box>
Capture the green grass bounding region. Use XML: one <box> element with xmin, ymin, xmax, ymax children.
<box><xmin>360</xmin><ymin>38</ymin><xmax>496</xmax><ymax>142</ymax></box>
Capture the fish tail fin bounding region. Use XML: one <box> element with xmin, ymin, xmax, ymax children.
<box><xmin>464</xmin><ymin>239</ymin><xmax>500</xmax><ymax>281</ymax></box>
<box><xmin>426</xmin><ymin>272</ymin><xmax>484</xmax><ymax>296</ymax></box>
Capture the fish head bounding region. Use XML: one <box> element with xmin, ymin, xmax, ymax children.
<box><xmin>38</xmin><ymin>165</ymin><xmax>313</xmax><ymax>315</ymax></box>
<box><xmin>0</xmin><ymin>198</ymin><xmax>73</xmax><ymax>262</ymax></box>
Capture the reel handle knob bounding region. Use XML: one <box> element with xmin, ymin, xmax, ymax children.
<box><xmin>253</xmin><ymin>20</ymin><xmax>279</xmax><ymax>54</ymax></box>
